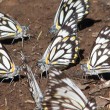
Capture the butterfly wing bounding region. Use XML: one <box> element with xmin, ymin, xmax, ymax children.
<box><xmin>46</xmin><ymin>36</ymin><xmax>79</xmax><ymax>68</ymax></box>
<box><xmin>50</xmin><ymin>0</ymin><xmax>89</xmax><ymax>34</ymax></box>
<box><xmin>38</xmin><ymin>36</ymin><xmax>79</xmax><ymax>72</ymax></box>
<box><xmin>38</xmin><ymin>13</ymin><xmax>78</xmax><ymax>72</ymax></box>
<box><xmin>49</xmin><ymin>12</ymin><xmax>78</xmax><ymax>54</ymax></box>
<box><xmin>57</xmin><ymin>12</ymin><xmax>77</xmax><ymax>37</ymax></box>
<box><xmin>42</xmin><ymin>69</ymin><xmax>96</xmax><ymax>110</ymax></box>
<box><xmin>0</xmin><ymin>12</ymin><xmax>27</xmax><ymax>40</ymax></box>
<box><xmin>81</xmin><ymin>26</ymin><xmax>110</xmax><ymax>75</ymax></box>
<box><xmin>0</xmin><ymin>43</ymin><xmax>18</xmax><ymax>79</ymax></box>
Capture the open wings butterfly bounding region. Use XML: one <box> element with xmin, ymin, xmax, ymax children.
<box><xmin>81</xmin><ymin>26</ymin><xmax>110</xmax><ymax>75</ymax></box>
<box><xmin>37</xmin><ymin>13</ymin><xmax>79</xmax><ymax>73</ymax></box>
<box><xmin>50</xmin><ymin>0</ymin><xmax>89</xmax><ymax>34</ymax></box>
<box><xmin>42</xmin><ymin>69</ymin><xmax>96</xmax><ymax>110</ymax></box>
<box><xmin>0</xmin><ymin>43</ymin><xmax>19</xmax><ymax>80</ymax></box>
<box><xmin>0</xmin><ymin>12</ymin><xmax>29</xmax><ymax>46</ymax></box>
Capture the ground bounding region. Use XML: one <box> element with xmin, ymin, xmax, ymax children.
<box><xmin>0</xmin><ymin>0</ymin><xmax>110</xmax><ymax>110</ymax></box>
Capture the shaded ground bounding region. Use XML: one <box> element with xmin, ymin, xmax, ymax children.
<box><xmin>0</xmin><ymin>0</ymin><xmax>110</xmax><ymax>110</ymax></box>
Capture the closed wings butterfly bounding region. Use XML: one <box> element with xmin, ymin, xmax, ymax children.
<box><xmin>50</xmin><ymin>0</ymin><xmax>89</xmax><ymax>34</ymax></box>
<box><xmin>20</xmin><ymin>52</ymin><xmax>43</xmax><ymax>109</ymax></box>
<box><xmin>0</xmin><ymin>12</ymin><xmax>29</xmax><ymax>46</ymax></box>
<box><xmin>42</xmin><ymin>69</ymin><xmax>96</xmax><ymax>110</ymax></box>
<box><xmin>25</xmin><ymin>64</ymin><xmax>43</xmax><ymax>109</ymax></box>
<box><xmin>37</xmin><ymin>13</ymin><xmax>79</xmax><ymax>72</ymax></box>
<box><xmin>81</xmin><ymin>26</ymin><xmax>110</xmax><ymax>75</ymax></box>
<box><xmin>0</xmin><ymin>43</ymin><xmax>19</xmax><ymax>79</ymax></box>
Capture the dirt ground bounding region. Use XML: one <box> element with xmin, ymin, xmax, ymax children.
<box><xmin>0</xmin><ymin>0</ymin><xmax>110</xmax><ymax>110</ymax></box>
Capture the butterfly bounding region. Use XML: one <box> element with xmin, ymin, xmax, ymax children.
<box><xmin>0</xmin><ymin>12</ymin><xmax>29</xmax><ymax>46</ymax></box>
<box><xmin>37</xmin><ymin>13</ymin><xmax>79</xmax><ymax>73</ymax></box>
<box><xmin>0</xmin><ymin>43</ymin><xmax>19</xmax><ymax>80</ymax></box>
<box><xmin>19</xmin><ymin>51</ymin><xmax>43</xmax><ymax>109</ymax></box>
<box><xmin>25</xmin><ymin>64</ymin><xmax>43</xmax><ymax>109</ymax></box>
<box><xmin>81</xmin><ymin>26</ymin><xmax>110</xmax><ymax>75</ymax></box>
<box><xmin>42</xmin><ymin>69</ymin><xmax>96</xmax><ymax>110</ymax></box>
<box><xmin>50</xmin><ymin>0</ymin><xmax>90</xmax><ymax>34</ymax></box>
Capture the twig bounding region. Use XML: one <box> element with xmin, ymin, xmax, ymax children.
<box><xmin>25</xmin><ymin>100</ymin><xmax>35</xmax><ymax>103</ymax></box>
<box><xmin>37</xmin><ymin>31</ymin><xmax>42</xmax><ymax>41</ymax></box>
<box><xmin>32</xmin><ymin>31</ymin><xmax>42</xmax><ymax>52</ymax></box>
<box><xmin>99</xmin><ymin>96</ymin><xmax>110</xmax><ymax>101</ymax></box>
<box><xmin>5</xmin><ymin>98</ymin><xmax>7</xmax><ymax>107</ymax></box>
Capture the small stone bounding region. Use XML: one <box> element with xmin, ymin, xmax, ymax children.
<box><xmin>92</xmin><ymin>32</ymin><xmax>98</xmax><ymax>37</ymax></box>
<box><xmin>88</xmin><ymin>29</ymin><xmax>92</xmax><ymax>32</ymax></box>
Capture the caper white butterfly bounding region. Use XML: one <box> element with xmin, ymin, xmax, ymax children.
<box><xmin>81</xmin><ymin>26</ymin><xmax>110</xmax><ymax>75</ymax></box>
<box><xmin>25</xmin><ymin>64</ymin><xmax>43</xmax><ymax>109</ymax></box>
<box><xmin>0</xmin><ymin>12</ymin><xmax>29</xmax><ymax>46</ymax></box>
<box><xmin>0</xmin><ymin>43</ymin><xmax>19</xmax><ymax>80</ymax></box>
<box><xmin>38</xmin><ymin>13</ymin><xmax>79</xmax><ymax>73</ymax></box>
<box><xmin>50</xmin><ymin>0</ymin><xmax>89</xmax><ymax>34</ymax></box>
<box><xmin>42</xmin><ymin>69</ymin><xmax>96</xmax><ymax>110</ymax></box>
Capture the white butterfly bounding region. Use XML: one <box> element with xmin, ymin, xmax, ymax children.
<box><xmin>37</xmin><ymin>13</ymin><xmax>79</xmax><ymax>73</ymax></box>
<box><xmin>19</xmin><ymin>52</ymin><xmax>43</xmax><ymax>109</ymax></box>
<box><xmin>0</xmin><ymin>12</ymin><xmax>29</xmax><ymax>46</ymax></box>
<box><xmin>25</xmin><ymin>64</ymin><xmax>43</xmax><ymax>109</ymax></box>
<box><xmin>0</xmin><ymin>43</ymin><xmax>19</xmax><ymax>80</ymax></box>
<box><xmin>50</xmin><ymin>0</ymin><xmax>89</xmax><ymax>34</ymax></box>
<box><xmin>81</xmin><ymin>26</ymin><xmax>110</xmax><ymax>75</ymax></box>
<box><xmin>42</xmin><ymin>69</ymin><xmax>96</xmax><ymax>110</ymax></box>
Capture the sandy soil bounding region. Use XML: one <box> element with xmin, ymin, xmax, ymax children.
<box><xmin>0</xmin><ymin>0</ymin><xmax>110</xmax><ymax>109</ymax></box>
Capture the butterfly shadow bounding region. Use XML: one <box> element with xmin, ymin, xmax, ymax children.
<box><xmin>0</xmin><ymin>75</ymin><xmax>26</xmax><ymax>83</ymax></box>
<box><xmin>0</xmin><ymin>37</ymin><xmax>30</xmax><ymax>45</ymax></box>
<box><xmin>87</xmin><ymin>73</ymin><xmax>110</xmax><ymax>81</ymax></box>
<box><xmin>78</xmin><ymin>18</ymin><xmax>102</xmax><ymax>31</ymax></box>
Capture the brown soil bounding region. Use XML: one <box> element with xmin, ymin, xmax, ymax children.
<box><xmin>0</xmin><ymin>0</ymin><xmax>110</xmax><ymax>110</ymax></box>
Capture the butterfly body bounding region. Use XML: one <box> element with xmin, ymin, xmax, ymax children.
<box><xmin>0</xmin><ymin>43</ymin><xmax>19</xmax><ymax>79</ymax></box>
<box><xmin>81</xmin><ymin>26</ymin><xmax>110</xmax><ymax>75</ymax></box>
<box><xmin>0</xmin><ymin>12</ymin><xmax>29</xmax><ymax>42</ymax></box>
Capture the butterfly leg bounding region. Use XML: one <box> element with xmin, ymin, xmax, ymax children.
<box><xmin>25</xmin><ymin>34</ymin><xmax>31</xmax><ymax>40</ymax></box>
<box><xmin>8</xmin><ymin>78</ymin><xmax>14</xmax><ymax>86</ymax></box>
<box><xmin>0</xmin><ymin>78</ymin><xmax>5</xmax><ymax>83</ymax></box>
<box><xmin>11</xmin><ymin>38</ymin><xmax>15</xmax><ymax>45</ymax></box>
